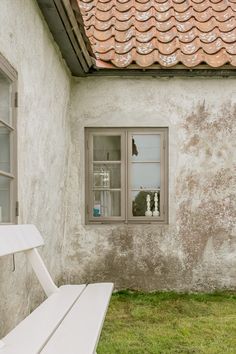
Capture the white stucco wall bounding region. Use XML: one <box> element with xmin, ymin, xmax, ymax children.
<box><xmin>0</xmin><ymin>0</ymin><xmax>71</xmax><ymax>336</ymax></box>
<box><xmin>1</xmin><ymin>0</ymin><xmax>236</xmax><ymax>339</ymax></box>
<box><xmin>66</xmin><ymin>76</ymin><xmax>236</xmax><ymax>292</ymax></box>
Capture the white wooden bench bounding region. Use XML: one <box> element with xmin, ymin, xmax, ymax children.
<box><xmin>0</xmin><ymin>224</ymin><xmax>113</xmax><ymax>354</ymax></box>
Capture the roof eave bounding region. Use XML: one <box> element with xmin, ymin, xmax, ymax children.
<box><xmin>36</xmin><ymin>0</ymin><xmax>93</xmax><ymax>76</ymax></box>
<box><xmin>36</xmin><ymin>1</ymin><xmax>236</xmax><ymax>78</ymax></box>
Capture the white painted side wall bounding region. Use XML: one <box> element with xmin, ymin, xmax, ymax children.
<box><xmin>66</xmin><ymin>77</ymin><xmax>236</xmax><ymax>292</ymax></box>
<box><xmin>0</xmin><ymin>0</ymin><xmax>71</xmax><ymax>336</ymax></box>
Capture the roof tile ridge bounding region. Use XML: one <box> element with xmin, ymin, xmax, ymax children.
<box><xmin>172</xmin><ymin>0</ymin><xmax>188</xmax><ymax>4</ymax></box>
<box><xmin>89</xmin><ymin>22</ymin><xmax>236</xmax><ymax>37</ymax></box>
<box><xmin>191</xmin><ymin>0</ymin><xmax>233</xmax><ymax>5</ymax></box>
<box><xmin>200</xmin><ymin>28</ymin><xmax>236</xmax><ymax>44</ymax></box>
<box><xmin>191</xmin><ymin>0</ymin><xmax>209</xmax><ymax>4</ymax></box>
<box><xmin>220</xmin><ymin>28</ymin><xmax>236</xmax><ymax>42</ymax></box>
<box><xmin>208</xmin><ymin>0</ymin><xmax>226</xmax><ymax>4</ymax></box>
<box><xmin>91</xmin><ymin>25</ymin><xmax>236</xmax><ymax>45</ymax></box>
<box><xmin>86</xmin><ymin>9</ymin><xmax>236</xmax><ymax>25</ymax></box>
<box><xmin>97</xmin><ymin>50</ymin><xmax>235</xmax><ymax>69</ymax></box>
<box><xmin>79</xmin><ymin>0</ymin><xmax>95</xmax><ymax>3</ymax></box>
<box><xmin>203</xmin><ymin>4</ymin><xmax>236</xmax><ymax>13</ymax></box>
<box><xmin>154</xmin><ymin>0</ymin><xmax>170</xmax><ymax>3</ymax></box>
<box><xmin>94</xmin><ymin>36</ymin><xmax>236</xmax><ymax>56</ymax></box>
<box><xmin>226</xmin><ymin>43</ymin><xmax>236</xmax><ymax>54</ymax></box>
<box><xmin>175</xmin><ymin>16</ymin><xmax>236</xmax><ymax>31</ymax></box>
<box><xmin>177</xmin><ymin>12</ymin><xmax>235</xmax><ymax>24</ymax></box>
<box><xmin>106</xmin><ymin>47</ymin><xmax>234</xmax><ymax>68</ymax></box>
<box><xmin>82</xmin><ymin>5</ymin><xmax>236</xmax><ymax>24</ymax></box>
<box><xmin>86</xmin><ymin>15</ymin><xmax>236</xmax><ymax>34</ymax></box>
<box><xmin>96</xmin><ymin>2</ymin><xmax>116</xmax><ymax>11</ymax></box>
<box><xmin>181</xmin><ymin>49</ymin><xmax>229</xmax><ymax>68</ymax></box>
<box><xmin>159</xmin><ymin>8</ymin><xmax>235</xmax><ymax>23</ymax></box>
<box><xmin>172</xmin><ymin>2</ymin><xmax>236</xmax><ymax>14</ymax></box>
<box><xmin>157</xmin><ymin>3</ymin><xmax>194</xmax><ymax>13</ymax></box>
<box><xmin>202</xmin><ymin>3</ymin><xmax>236</xmax><ymax>12</ymax></box>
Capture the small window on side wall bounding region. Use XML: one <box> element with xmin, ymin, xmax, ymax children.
<box><xmin>85</xmin><ymin>128</ymin><xmax>168</xmax><ymax>224</ymax></box>
<box><xmin>0</xmin><ymin>54</ymin><xmax>17</xmax><ymax>224</ymax></box>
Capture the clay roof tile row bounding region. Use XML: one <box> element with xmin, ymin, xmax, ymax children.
<box><xmin>75</xmin><ymin>0</ymin><xmax>236</xmax><ymax>68</ymax></box>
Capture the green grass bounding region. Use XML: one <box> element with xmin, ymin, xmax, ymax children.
<box><xmin>98</xmin><ymin>290</ymin><xmax>236</xmax><ymax>354</ymax></box>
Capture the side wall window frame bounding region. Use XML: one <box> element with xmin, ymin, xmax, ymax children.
<box><xmin>0</xmin><ymin>53</ymin><xmax>18</xmax><ymax>224</ymax></box>
<box><xmin>85</xmin><ymin>127</ymin><xmax>168</xmax><ymax>224</ymax></box>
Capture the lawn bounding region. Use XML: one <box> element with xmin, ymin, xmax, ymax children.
<box><xmin>98</xmin><ymin>291</ymin><xmax>236</xmax><ymax>354</ymax></box>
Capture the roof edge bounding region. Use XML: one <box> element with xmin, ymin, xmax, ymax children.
<box><xmin>36</xmin><ymin>0</ymin><xmax>93</xmax><ymax>76</ymax></box>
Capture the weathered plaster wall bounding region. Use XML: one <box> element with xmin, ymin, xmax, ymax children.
<box><xmin>1</xmin><ymin>0</ymin><xmax>236</xmax><ymax>339</ymax></box>
<box><xmin>0</xmin><ymin>0</ymin><xmax>71</xmax><ymax>336</ymax></box>
<box><xmin>66</xmin><ymin>76</ymin><xmax>236</xmax><ymax>293</ymax></box>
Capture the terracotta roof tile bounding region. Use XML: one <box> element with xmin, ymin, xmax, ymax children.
<box><xmin>75</xmin><ymin>0</ymin><xmax>236</xmax><ymax>68</ymax></box>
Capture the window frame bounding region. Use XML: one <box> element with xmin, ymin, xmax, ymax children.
<box><xmin>0</xmin><ymin>53</ymin><xmax>18</xmax><ymax>224</ymax></box>
<box><xmin>85</xmin><ymin>127</ymin><xmax>168</xmax><ymax>224</ymax></box>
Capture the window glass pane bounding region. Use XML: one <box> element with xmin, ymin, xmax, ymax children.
<box><xmin>0</xmin><ymin>72</ymin><xmax>11</xmax><ymax>124</ymax></box>
<box><xmin>93</xmin><ymin>164</ymin><xmax>121</xmax><ymax>189</ymax></box>
<box><xmin>132</xmin><ymin>190</ymin><xmax>160</xmax><ymax>217</ymax></box>
<box><xmin>131</xmin><ymin>163</ymin><xmax>160</xmax><ymax>190</ymax></box>
<box><xmin>93</xmin><ymin>191</ymin><xmax>121</xmax><ymax>217</ymax></box>
<box><xmin>0</xmin><ymin>123</ymin><xmax>10</xmax><ymax>172</ymax></box>
<box><xmin>93</xmin><ymin>136</ymin><xmax>121</xmax><ymax>161</ymax></box>
<box><xmin>132</xmin><ymin>134</ymin><xmax>160</xmax><ymax>162</ymax></box>
<box><xmin>0</xmin><ymin>175</ymin><xmax>11</xmax><ymax>222</ymax></box>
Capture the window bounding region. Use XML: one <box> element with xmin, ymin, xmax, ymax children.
<box><xmin>85</xmin><ymin>128</ymin><xmax>168</xmax><ymax>224</ymax></box>
<box><xmin>0</xmin><ymin>54</ymin><xmax>17</xmax><ymax>224</ymax></box>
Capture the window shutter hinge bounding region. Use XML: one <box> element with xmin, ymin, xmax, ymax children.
<box><xmin>15</xmin><ymin>201</ymin><xmax>19</xmax><ymax>217</ymax></box>
<box><xmin>163</xmin><ymin>139</ymin><xmax>166</xmax><ymax>149</ymax></box>
<box><xmin>14</xmin><ymin>92</ymin><xmax>18</xmax><ymax>108</ymax></box>
<box><xmin>86</xmin><ymin>140</ymin><xmax>89</xmax><ymax>149</ymax></box>
<box><xmin>86</xmin><ymin>205</ymin><xmax>89</xmax><ymax>214</ymax></box>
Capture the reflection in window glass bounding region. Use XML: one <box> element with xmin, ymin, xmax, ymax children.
<box><xmin>0</xmin><ymin>175</ymin><xmax>10</xmax><ymax>222</ymax></box>
<box><xmin>93</xmin><ymin>164</ymin><xmax>121</xmax><ymax>189</ymax></box>
<box><xmin>93</xmin><ymin>136</ymin><xmax>121</xmax><ymax>161</ymax></box>
<box><xmin>131</xmin><ymin>163</ymin><xmax>160</xmax><ymax>190</ymax></box>
<box><xmin>0</xmin><ymin>73</ymin><xmax>10</xmax><ymax>124</ymax></box>
<box><xmin>132</xmin><ymin>134</ymin><xmax>160</xmax><ymax>161</ymax></box>
<box><xmin>93</xmin><ymin>191</ymin><xmax>121</xmax><ymax>217</ymax></box>
<box><xmin>132</xmin><ymin>190</ymin><xmax>160</xmax><ymax>217</ymax></box>
<box><xmin>0</xmin><ymin>124</ymin><xmax>10</xmax><ymax>172</ymax></box>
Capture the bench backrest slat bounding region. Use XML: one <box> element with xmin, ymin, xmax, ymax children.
<box><xmin>0</xmin><ymin>225</ymin><xmax>44</xmax><ymax>257</ymax></box>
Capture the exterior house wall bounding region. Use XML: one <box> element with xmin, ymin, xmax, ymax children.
<box><xmin>65</xmin><ymin>76</ymin><xmax>236</xmax><ymax>292</ymax></box>
<box><xmin>0</xmin><ymin>0</ymin><xmax>71</xmax><ymax>336</ymax></box>
<box><xmin>1</xmin><ymin>0</ymin><xmax>236</xmax><ymax>339</ymax></box>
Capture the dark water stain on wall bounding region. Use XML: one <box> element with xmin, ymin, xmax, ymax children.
<box><xmin>176</xmin><ymin>102</ymin><xmax>236</xmax><ymax>289</ymax></box>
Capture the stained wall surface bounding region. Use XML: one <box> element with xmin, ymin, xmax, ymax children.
<box><xmin>66</xmin><ymin>76</ymin><xmax>236</xmax><ymax>292</ymax></box>
<box><xmin>1</xmin><ymin>0</ymin><xmax>236</xmax><ymax>340</ymax></box>
<box><xmin>0</xmin><ymin>0</ymin><xmax>71</xmax><ymax>336</ymax></box>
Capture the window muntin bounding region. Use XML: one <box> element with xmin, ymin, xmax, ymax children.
<box><xmin>0</xmin><ymin>56</ymin><xmax>17</xmax><ymax>224</ymax></box>
<box><xmin>86</xmin><ymin>128</ymin><xmax>168</xmax><ymax>224</ymax></box>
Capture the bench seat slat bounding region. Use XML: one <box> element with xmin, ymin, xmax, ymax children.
<box><xmin>0</xmin><ymin>225</ymin><xmax>44</xmax><ymax>257</ymax></box>
<box><xmin>1</xmin><ymin>285</ymin><xmax>86</xmax><ymax>354</ymax></box>
<box><xmin>41</xmin><ymin>283</ymin><xmax>114</xmax><ymax>354</ymax></box>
